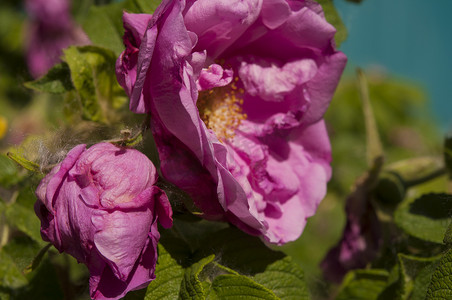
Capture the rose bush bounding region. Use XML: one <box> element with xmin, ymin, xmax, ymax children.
<box><xmin>34</xmin><ymin>143</ymin><xmax>172</xmax><ymax>300</ymax></box>
<box><xmin>116</xmin><ymin>0</ymin><xmax>346</xmax><ymax>244</ymax></box>
<box><xmin>25</xmin><ymin>0</ymin><xmax>89</xmax><ymax>77</ymax></box>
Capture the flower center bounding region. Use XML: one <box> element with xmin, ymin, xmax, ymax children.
<box><xmin>197</xmin><ymin>78</ymin><xmax>247</xmax><ymax>141</ymax></box>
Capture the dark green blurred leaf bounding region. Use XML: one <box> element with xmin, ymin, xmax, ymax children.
<box><xmin>394</xmin><ymin>193</ymin><xmax>452</xmax><ymax>244</ymax></box>
<box><xmin>16</xmin><ymin>256</ymin><xmax>64</xmax><ymax>300</ymax></box>
<box><xmin>180</xmin><ymin>255</ymin><xmax>214</xmax><ymax>299</ymax></box>
<box><xmin>0</xmin><ymin>249</ymin><xmax>28</xmax><ymax>289</ymax></box>
<box><xmin>24</xmin><ymin>243</ymin><xmax>52</xmax><ymax>274</ymax></box>
<box><xmin>134</xmin><ymin>0</ymin><xmax>161</xmax><ymax>13</ymax></box>
<box><xmin>445</xmin><ymin>135</ymin><xmax>452</xmax><ymax>179</ymax></box>
<box><xmin>0</xmin><ymin>154</ymin><xmax>21</xmax><ymax>187</ymax></box>
<box><xmin>2</xmin><ymin>235</ymin><xmax>42</xmax><ymax>272</ymax></box>
<box><xmin>316</xmin><ymin>0</ymin><xmax>347</xmax><ymax>47</ymax></box>
<box><xmin>81</xmin><ymin>0</ymin><xmax>140</xmax><ymax>54</ymax></box>
<box><xmin>4</xmin><ymin>188</ymin><xmax>44</xmax><ymax>245</ymax></box>
<box><xmin>426</xmin><ymin>248</ymin><xmax>452</xmax><ymax>300</ymax></box>
<box><xmin>336</xmin><ymin>269</ymin><xmax>389</xmax><ymax>300</ymax></box>
<box><xmin>24</xmin><ymin>63</ymin><xmax>74</xmax><ymax>94</ymax></box>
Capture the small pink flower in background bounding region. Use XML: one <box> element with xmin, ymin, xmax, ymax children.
<box><xmin>34</xmin><ymin>143</ymin><xmax>172</xmax><ymax>300</ymax></box>
<box><xmin>116</xmin><ymin>0</ymin><xmax>346</xmax><ymax>244</ymax></box>
<box><xmin>25</xmin><ymin>0</ymin><xmax>90</xmax><ymax>78</ymax></box>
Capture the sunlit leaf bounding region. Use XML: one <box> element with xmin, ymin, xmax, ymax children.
<box><xmin>24</xmin><ymin>63</ymin><xmax>74</xmax><ymax>94</ymax></box>
<box><xmin>426</xmin><ymin>248</ymin><xmax>452</xmax><ymax>300</ymax></box>
<box><xmin>394</xmin><ymin>193</ymin><xmax>452</xmax><ymax>244</ymax></box>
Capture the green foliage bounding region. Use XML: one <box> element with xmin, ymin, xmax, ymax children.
<box><xmin>24</xmin><ymin>63</ymin><xmax>74</xmax><ymax>94</ymax></box>
<box><xmin>6</xmin><ymin>151</ymin><xmax>41</xmax><ymax>173</ymax></box>
<box><xmin>394</xmin><ymin>193</ymin><xmax>452</xmax><ymax>244</ymax></box>
<box><xmin>336</xmin><ymin>269</ymin><xmax>389</xmax><ymax>300</ymax></box>
<box><xmin>124</xmin><ymin>223</ymin><xmax>310</xmax><ymax>300</ymax></box>
<box><xmin>0</xmin><ymin>154</ymin><xmax>21</xmax><ymax>187</ymax></box>
<box><xmin>142</xmin><ymin>244</ymin><xmax>184</xmax><ymax>300</ymax></box>
<box><xmin>445</xmin><ymin>135</ymin><xmax>452</xmax><ymax>178</ymax></box>
<box><xmin>426</xmin><ymin>248</ymin><xmax>452</xmax><ymax>299</ymax></box>
<box><xmin>81</xmin><ymin>0</ymin><xmax>160</xmax><ymax>55</ymax></box>
<box><xmin>64</xmin><ymin>46</ymin><xmax>106</xmax><ymax>122</ymax></box>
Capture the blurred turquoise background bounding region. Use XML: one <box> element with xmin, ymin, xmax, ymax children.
<box><xmin>336</xmin><ymin>0</ymin><xmax>452</xmax><ymax>131</ymax></box>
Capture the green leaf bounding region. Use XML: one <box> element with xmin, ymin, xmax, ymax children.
<box><xmin>6</xmin><ymin>152</ymin><xmax>41</xmax><ymax>173</ymax></box>
<box><xmin>426</xmin><ymin>248</ymin><xmax>452</xmax><ymax>299</ymax></box>
<box><xmin>0</xmin><ymin>248</ymin><xmax>28</xmax><ymax>289</ymax></box>
<box><xmin>2</xmin><ymin>236</ymin><xmax>42</xmax><ymax>273</ymax></box>
<box><xmin>81</xmin><ymin>0</ymin><xmax>140</xmax><ymax>55</ymax></box>
<box><xmin>24</xmin><ymin>63</ymin><xmax>74</xmax><ymax>94</ymax></box>
<box><xmin>133</xmin><ymin>0</ymin><xmax>160</xmax><ymax>13</ymax></box>
<box><xmin>0</xmin><ymin>154</ymin><xmax>21</xmax><ymax>187</ymax></box>
<box><xmin>394</xmin><ymin>193</ymin><xmax>452</xmax><ymax>244</ymax></box>
<box><xmin>208</xmin><ymin>274</ymin><xmax>278</xmax><ymax>300</ymax></box>
<box><xmin>379</xmin><ymin>254</ymin><xmax>440</xmax><ymax>300</ymax></box>
<box><xmin>64</xmin><ymin>46</ymin><xmax>105</xmax><ymax>122</ymax></box>
<box><xmin>4</xmin><ymin>188</ymin><xmax>45</xmax><ymax>245</ymax></box>
<box><xmin>198</xmin><ymin>226</ymin><xmax>309</xmax><ymax>299</ymax></box>
<box><xmin>143</xmin><ymin>244</ymin><xmax>185</xmax><ymax>300</ymax></box>
<box><xmin>336</xmin><ymin>269</ymin><xmax>389</xmax><ymax>300</ymax></box>
<box><xmin>316</xmin><ymin>0</ymin><xmax>348</xmax><ymax>47</ymax></box>
<box><xmin>444</xmin><ymin>222</ymin><xmax>452</xmax><ymax>245</ymax></box>
<box><xmin>180</xmin><ymin>255</ymin><xmax>215</xmax><ymax>300</ymax></box>
<box><xmin>445</xmin><ymin>135</ymin><xmax>452</xmax><ymax>179</ymax></box>
<box><xmin>357</xmin><ymin>69</ymin><xmax>384</xmax><ymax>167</ymax></box>
<box><xmin>253</xmin><ymin>256</ymin><xmax>309</xmax><ymax>300</ymax></box>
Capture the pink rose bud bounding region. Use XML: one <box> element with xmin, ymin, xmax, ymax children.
<box><xmin>35</xmin><ymin>143</ymin><xmax>172</xmax><ymax>300</ymax></box>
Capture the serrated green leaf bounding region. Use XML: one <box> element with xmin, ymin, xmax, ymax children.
<box><xmin>390</xmin><ymin>254</ymin><xmax>442</xmax><ymax>300</ymax></box>
<box><xmin>444</xmin><ymin>222</ymin><xmax>452</xmax><ymax>245</ymax></box>
<box><xmin>24</xmin><ymin>63</ymin><xmax>74</xmax><ymax>94</ymax></box>
<box><xmin>394</xmin><ymin>193</ymin><xmax>452</xmax><ymax>244</ymax></box>
<box><xmin>198</xmin><ymin>226</ymin><xmax>309</xmax><ymax>299</ymax></box>
<box><xmin>180</xmin><ymin>255</ymin><xmax>215</xmax><ymax>300</ymax></box>
<box><xmin>426</xmin><ymin>248</ymin><xmax>452</xmax><ymax>299</ymax></box>
<box><xmin>336</xmin><ymin>269</ymin><xmax>389</xmax><ymax>300</ymax></box>
<box><xmin>209</xmin><ymin>274</ymin><xmax>278</xmax><ymax>300</ymax></box>
<box><xmin>64</xmin><ymin>46</ymin><xmax>105</xmax><ymax>122</ymax></box>
<box><xmin>253</xmin><ymin>256</ymin><xmax>309</xmax><ymax>300</ymax></box>
<box><xmin>316</xmin><ymin>0</ymin><xmax>347</xmax><ymax>47</ymax></box>
<box><xmin>143</xmin><ymin>244</ymin><xmax>185</xmax><ymax>300</ymax></box>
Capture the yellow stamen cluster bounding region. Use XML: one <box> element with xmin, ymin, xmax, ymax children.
<box><xmin>197</xmin><ymin>78</ymin><xmax>247</xmax><ymax>141</ymax></box>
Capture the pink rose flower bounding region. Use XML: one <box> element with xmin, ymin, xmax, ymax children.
<box><xmin>25</xmin><ymin>0</ymin><xmax>90</xmax><ymax>78</ymax></box>
<box><xmin>116</xmin><ymin>0</ymin><xmax>346</xmax><ymax>244</ymax></box>
<box><xmin>34</xmin><ymin>143</ymin><xmax>172</xmax><ymax>300</ymax></box>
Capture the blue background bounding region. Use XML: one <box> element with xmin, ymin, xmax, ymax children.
<box><xmin>335</xmin><ymin>0</ymin><xmax>452</xmax><ymax>131</ymax></box>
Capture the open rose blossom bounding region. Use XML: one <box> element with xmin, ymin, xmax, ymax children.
<box><xmin>25</xmin><ymin>0</ymin><xmax>90</xmax><ymax>78</ymax></box>
<box><xmin>116</xmin><ymin>0</ymin><xmax>346</xmax><ymax>244</ymax></box>
<box><xmin>34</xmin><ymin>143</ymin><xmax>172</xmax><ymax>300</ymax></box>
